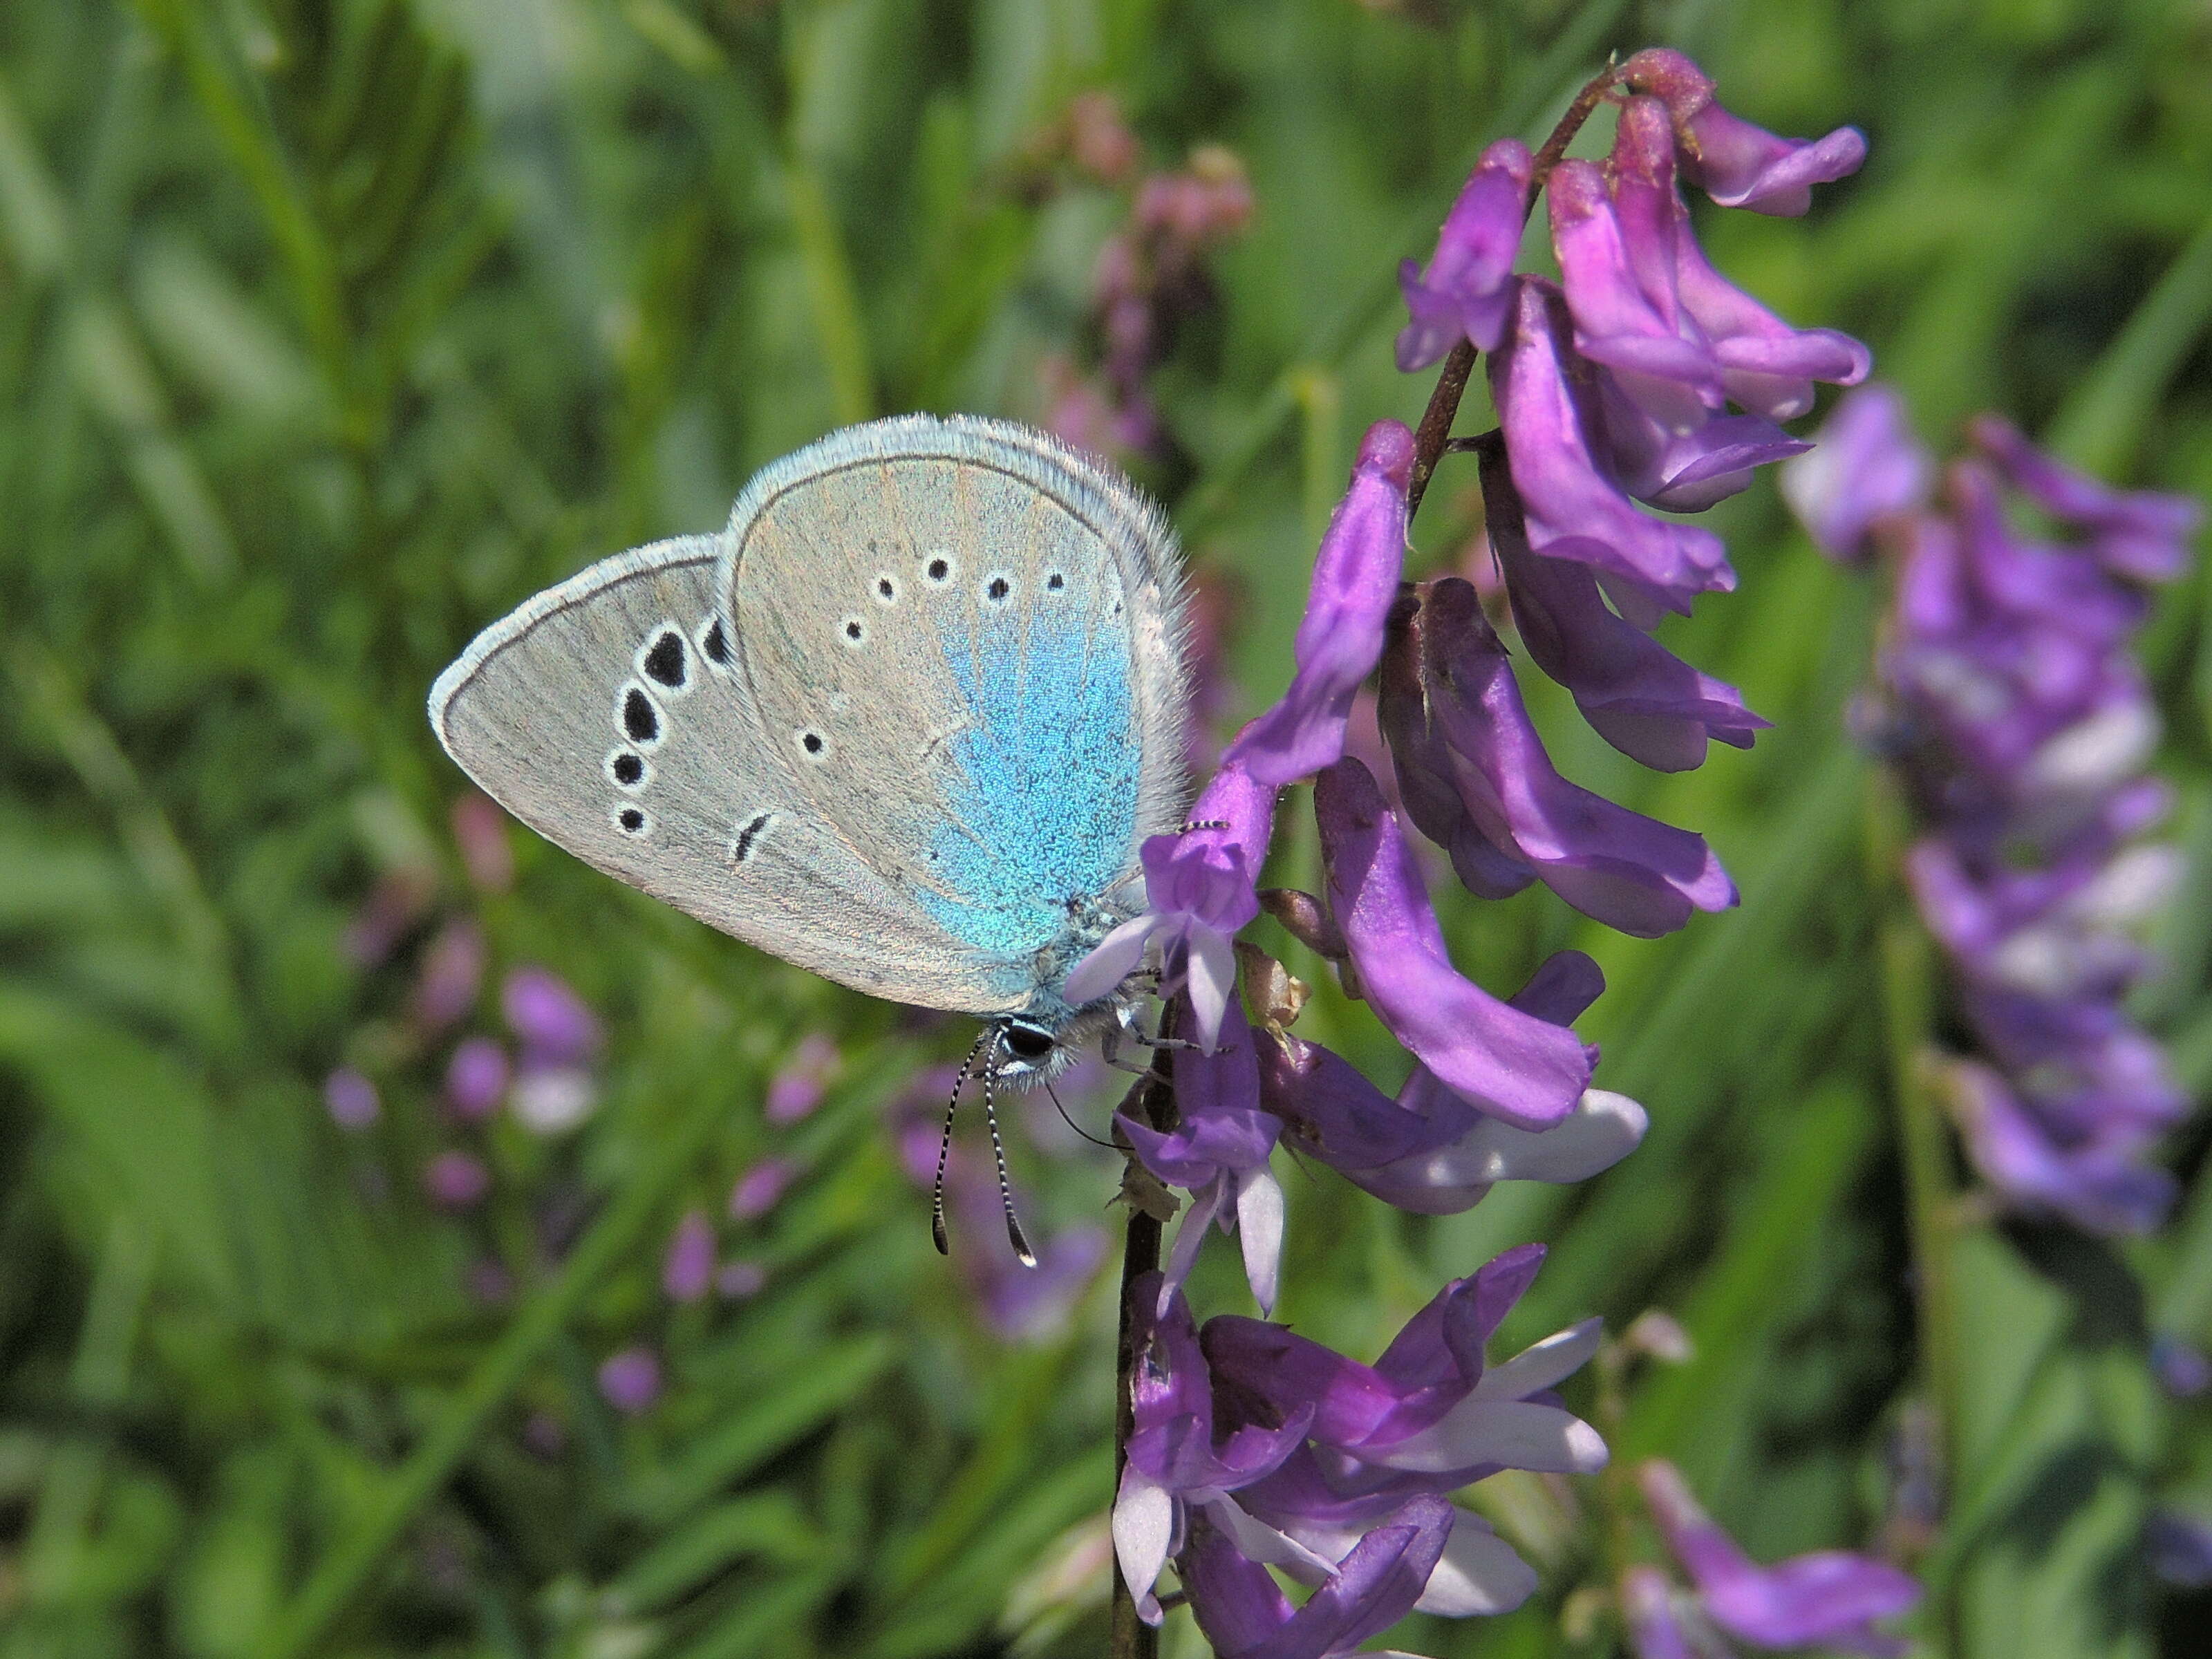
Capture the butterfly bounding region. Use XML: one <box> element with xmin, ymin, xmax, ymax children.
<box><xmin>429</xmin><ymin>415</ymin><xmax>1192</xmax><ymax>1167</ymax></box>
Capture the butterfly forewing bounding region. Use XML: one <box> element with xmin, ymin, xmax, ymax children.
<box><xmin>429</xmin><ymin>535</ymin><xmax>1029</xmax><ymax>1013</ymax></box>
<box><xmin>723</xmin><ymin>418</ymin><xmax>1190</xmax><ymax>978</ymax></box>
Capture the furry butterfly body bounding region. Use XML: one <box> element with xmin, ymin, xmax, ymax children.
<box><xmin>429</xmin><ymin>415</ymin><xmax>1190</xmax><ymax>1076</ymax></box>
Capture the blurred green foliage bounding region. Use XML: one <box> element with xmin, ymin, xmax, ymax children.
<box><xmin>1</xmin><ymin>1</ymin><xmax>2209</xmax><ymax>1657</ymax></box>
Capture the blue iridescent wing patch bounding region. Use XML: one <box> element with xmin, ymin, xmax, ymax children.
<box><xmin>724</xmin><ymin>416</ymin><xmax>1189</xmax><ymax>1013</ymax></box>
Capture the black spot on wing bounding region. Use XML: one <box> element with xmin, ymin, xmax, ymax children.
<box><xmin>732</xmin><ymin>812</ymin><xmax>771</xmax><ymax>863</ymax></box>
<box><xmin>623</xmin><ymin>686</ymin><xmax>660</xmax><ymax>743</ymax></box>
<box><xmin>644</xmin><ymin>630</ymin><xmax>686</xmax><ymax>688</ymax></box>
<box><xmin>701</xmin><ymin>617</ymin><xmax>731</xmax><ymax>665</ymax></box>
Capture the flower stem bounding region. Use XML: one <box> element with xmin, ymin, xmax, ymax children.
<box><xmin>1862</xmin><ymin>769</ymin><xmax>1962</xmax><ymax>1656</ymax></box>
<box><xmin>1109</xmin><ymin>1026</ymin><xmax>1179</xmax><ymax>1659</ymax></box>
<box><xmin>1403</xmin><ymin>63</ymin><xmax>1621</xmax><ymax>525</ymax></box>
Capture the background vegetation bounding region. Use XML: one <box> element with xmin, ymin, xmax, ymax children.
<box><xmin>3</xmin><ymin>1</ymin><xmax>2210</xmax><ymax>1656</ymax></box>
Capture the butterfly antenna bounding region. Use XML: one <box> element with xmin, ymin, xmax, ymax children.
<box><xmin>981</xmin><ymin>1028</ymin><xmax>1038</xmax><ymax>1268</ymax></box>
<box><xmin>930</xmin><ymin>1029</ymin><xmax>991</xmax><ymax>1257</ymax></box>
<box><xmin>1043</xmin><ymin>1076</ymin><xmax>1116</xmax><ymax>1151</ymax></box>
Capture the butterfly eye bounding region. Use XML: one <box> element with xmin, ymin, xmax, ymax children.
<box><xmin>1002</xmin><ymin>1023</ymin><xmax>1054</xmax><ymax>1062</ymax></box>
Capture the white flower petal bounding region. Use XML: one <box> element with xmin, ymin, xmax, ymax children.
<box><xmin>1199</xmin><ymin>1494</ymin><xmax>1338</xmax><ymax>1585</ymax></box>
<box><xmin>1472</xmin><ymin>1318</ymin><xmax>1603</xmax><ymax>1401</ymax></box>
<box><xmin>1236</xmin><ymin>1163</ymin><xmax>1284</xmax><ymax>1316</ymax></box>
<box><xmin>1365</xmin><ymin>1398</ymin><xmax>1609</xmax><ymax>1475</ymax></box>
<box><xmin>1414</xmin><ymin>1510</ymin><xmax>1538</xmax><ymax>1616</ymax></box>
<box><xmin>1112</xmin><ymin>1468</ymin><xmax>1174</xmax><ymax>1620</ymax></box>
<box><xmin>1064</xmin><ymin>913</ymin><xmax>1159</xmax><ymax>1008</ymax></box>
<box><xmin>1185</xmin><ymin>926</ymin><xmax>1239</xmax><ymax>1053</ymax></box>
<box><xmin>1159</xmin><ymin>1174</ymin><xmax>1226</xmax><ymax>1315</ymax></box>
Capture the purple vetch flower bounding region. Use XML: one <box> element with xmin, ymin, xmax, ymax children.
<box><xmin>1799</xmin><ymin>399</ymin><xmax>2198</xmax><ymax>1235</ymax></box>
<box><xmin>502</xmin><ymin>966</ymin><xmax>602</xmax><ymax>1067</ymax></box>
<box><xmin>1780</xmin><ymin>384</ymin><xmax>1932</xmax><ymax>563</ymax></box>
<box><xmin>2150</xmin><ymin>1335</ymin><xmax>2211</xmax><ymax>1398</ymax></box>
<box><xmin>1254</xmin><ymin>950</ymin><xmax>1645</xmax><ymax>1214</ymax></box>
<box><xmin>422</xmin><ymin>1150</ymin><xmax>491</xmax><ymax>1210</ymax></box>
<box><xmin>1112</xmin><ymin>1273</ymin><xmax>1313</xmax><ymax>1626</ymax></box>
<box><xmin>1226</xmin><ymin>421</ymin><xmax>1414</xmax><ymax>787</ymax></box>
<box><xmin>412</xmin><ymin>919</ymin><xmax>487</xmax><ymax>1033</ymax></box>
<box><xmin>1969</xmin><ymin>415</ymin><xmax>2203</xmax><ymax>583</ymax></box>
<box><xmin>765</xmin><ymin>1033</ymin><xmax>839</xmax><ymax>1124</ymax></box>
<box><xmin>597</xmin><ymin>1346</ymin><xmax>663</xmax><ymax>1414</ymax></box>
<box><xmin>1203</xmin><ymin>1244</ymin><xmax>1606</xmax><ymax>1620</ymax></box>
<box><xmin>1940</xmin><ymin>1059</ymin><xmax>2175</xmax><ymax>1237</ymax></box>
<box><xmin>1639</xmin><ymin>1461</ymin><xmax>1919</xmax><ymax>1656</ymax></box>
<box><xmin>662</xmin><ymin>1208</ymin><xmax>716</xmax><ymax>1302</ymax></box>
<box><xmin>1182</xmin><ymin>1495</ymin><xmax>1455</xmax><ymax>1659</ymax></box>
<box><xmin>2149</xmin><ymin>1512</ymin><xmax>2212</xmax><ymax>1588</ymax></box>
<box><xmin>444</xmin><ymin>1036</ymin><xmax>509</xmax><ymax>1121</ymax></box>
<box><xmin>465</xmin><ymin>1258</ymin><xmax>514</xmax><ymax>1306</ymax></box>
<box><xmin>324</xmin><ymin>1067</ymin><xmax>381</xmax><ymax>1130</ymax></box>
<box><xmin>1066</xmin><ymin>759</ymin><xmax>1273</xmax><ymax>1052</ymax></box>
<box><xmin>1379</xmin><ymin>579</ymin><xmax>1736</xmax><ymax>936</ymax></box>
<box><xmin>1118</xmin><ymin>994</ymin><xmax>1285</xmax><ymax>1313</ymax></box>
<box><xmin>1619</xmin><ymin>48</ymin><xmax>1868</xmax><ymax>218</ymax></box>
<box><xmin>729</xmin><ymin>1156</ymin><xmax>799</xmax><ymax>1221</ymax></box>
<box><xmin>1489</xmin><ymin>511</ymin><xmax>1769</xmax><ymax>772</ymax></box>
<box><xmin>1315</xmin><ymin>757</ymin><xmax>1592</xmax><ymax>1130</ymax></box>
<box><xmin>1397</xmin><ymin>138</ymin><xmax>1534</xmax><ymax>370</ymax></box>
<box><xmin>1666</xmin><ymin>209</ymin><xmax>1869</xmax><ymax>423</ymax></box>
<box><xmin>1491</xmin><ymin>281</ymin><xmax>1734</xmax><ymax>618</ymax></box>
<box><xmin>1622</xmin><ymin>1566</ymin><xmax>1696</xmax><ymax>1659</ymax></box>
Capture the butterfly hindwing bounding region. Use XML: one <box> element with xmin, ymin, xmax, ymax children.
<box><xmin>429</xmin><ymin>535</ymin><xmax>1029</xmax><ymax>1013</ymax></box>
<box><xmin>722</xmin><ymin>417</ymin><xmax>1190</xmax><ymax>981</ymax></box>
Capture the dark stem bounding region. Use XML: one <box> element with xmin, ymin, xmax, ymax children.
<box><xmin>1402</xmin><ymin>62</ymin><xmax>1623</xmax><ymax>528</ymax></box>
<box><xmin>1109</xmin><ymin>1012</ymin><xmax>1179</xmax><ymax>1659</ymax></box>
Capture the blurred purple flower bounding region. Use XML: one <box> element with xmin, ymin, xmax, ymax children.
<box><xmin>1315</xmin><ymin>757</ymin><xmax>1593</xmax><ymax>1130</ymax></box>
<box><xmin>1622</xmin><ymin>1565</ymin><xmax>1696</xmax><ymax>1659</ymax></box>
<box><xmin>715</xmin><ymin>1258</ymin><xmax>767</xmax><ymax>1300</ymax></box>
<box><xmin>1640</xmin><ymin>1460</ymin><xmax>1919</xmax><ymax>1656</ymax></box>
<box><xmin>662</xmin><ymin>1208</ymin><xmax>716</xmax><ymax>1302</ymax></box>
<box><xmin>324</xmin><ymin>1067</ymin><xmax>381</xmax><ymax>1130</ymax></box>
<box><xmin>341</xmin><ymin>868</ymin><xmax>433</xmax><ymax>967</ymax></box>
<box><xmin>1799</xmin><ymin>401</ymin><xmax>2198</xmax><ymax>1235</ymax></box>
<box><xmin>2150</xmin><ymin>1512</ymin><xmax>2212</xmax><ymax>1588</ymax></box>
<box><xmin>465</xmin><ymin>1258</ymin><xmax>514</xmax><ymax>1306</ymax></box>
<box><xmin>422</xmin><ymin>1150</ymin><xmax>490</xmax><ymax>1210</ymax></box>
<box><xmin>765</xmin><ymin>1033</ymin><xmax>838</xmax><ymax>1124</ymax></box>
<box><xmin>1620</xmin><ymin>48</ymin><xmax>1868</xmax><ymax>217</ymax></box>
<box><xmin>1781</xmin><ymin>384</ymin><xmax>1931</xmax><ymax>563</ymax></box>
<box><xmin>502</xmin><ymin>966</ymin><xmax>602</xmax><ymax>1067</ymax></box>
<box><xmin>1397</xmin><ymin>138</ymin><xmax>1533</xmax><ymax>369</ymax></box>
<box><xmin>412</xmin><ymin>919</ymin><xmax>486</xmax><ymax>1033</ymax></box>
<box><xmin>1226</xmin><ymin>420</ymin><xmax>1414</xmax><ymax>788</ymax></box>
<box><xmin>975</xmin><ymin>1222</ymin><xmax>1109</xmax><ymax>1342</ymax></box>
<box><xmin>450</xmin><ymin>792</ymin><xmax>514</xmax><ymax>893</ymax></box>
<box><xmin>728</xmin><ymin>1156</ymin><xmax>798</xmax><ymax>1221</ymax></box>
<box><xmin>597</xmin><ymin>1347</ymin><xmax>663</xmax><ymax>1415</ymax></box>
<box><xmin>2151</xmin><ymin>1335</ymin><xmax>2210</xmax><ymax>1399</ymax></box>
<box><xmin>444</xmin><ymin>1036</ymin><xmax>509</xmax><ymax>1121</ymax></box>
<box><xmin>1970</xmin><ymin>415</ymin><xmax>2203</xmax><ymax>583</ymax></box>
